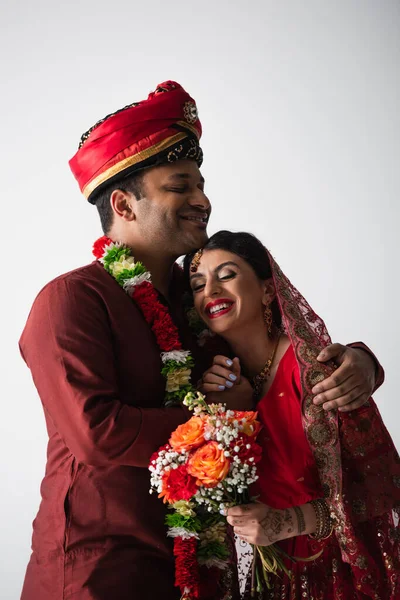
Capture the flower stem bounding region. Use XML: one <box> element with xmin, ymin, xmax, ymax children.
<box><xmin>251</xmin><ymin>546</ymin><xmax>257</xmax><ymax>598</ymax></box>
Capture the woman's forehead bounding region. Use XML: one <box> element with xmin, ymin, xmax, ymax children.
<box><xmin>197</xmin><ymin>249</ymin><xmax>246</xmax><ymax>273</ymax></box>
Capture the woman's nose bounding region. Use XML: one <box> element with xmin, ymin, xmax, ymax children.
<box><xmin>205</xmin><ymin>280</ymin><xmax>221</xmax><ymax>298</ymax></box>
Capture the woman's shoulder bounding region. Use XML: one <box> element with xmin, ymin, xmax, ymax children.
<box><xmin>275</xmin><ymin>335</ymin><xmax>296</xmax><ymax>375</ymax></box>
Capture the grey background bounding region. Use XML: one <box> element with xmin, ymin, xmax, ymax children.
<box><xmin>1</xmin><ymin>1</ymin><xmax>399</xmax><ymax>598</ymax></box>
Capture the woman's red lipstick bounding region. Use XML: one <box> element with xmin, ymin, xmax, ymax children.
<box><xmin>204</xmin><ymin>298</ymin><xmax>234</xmax><ymax>319</ymax></box>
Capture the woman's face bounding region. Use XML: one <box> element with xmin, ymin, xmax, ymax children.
<box><xmin>190</xmin><ymin>249</ymin><xmax>271</xmax><ymax>337</ymax></box>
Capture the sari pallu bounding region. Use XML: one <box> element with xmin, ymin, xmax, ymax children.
<box><xmin>267</xmin><ymin>253</ymin><xmax>400</xmax><ymax>598</ymax></box>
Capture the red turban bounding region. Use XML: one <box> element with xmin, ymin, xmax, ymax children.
<box><xmin>69</xmin><ymin>81</ymin><xmax>203</xmax><ymax>203</ymax></box>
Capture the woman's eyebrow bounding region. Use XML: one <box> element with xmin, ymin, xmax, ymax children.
<box><xmin>215</xmin><ymin>261</ymin><xmax>239</xmax><ymax>272</ymax></box>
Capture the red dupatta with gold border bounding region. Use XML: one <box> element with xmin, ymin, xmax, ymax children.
<box><xmin>268</xmin><ymin>252</ymin><xmax>400</xmax><ymax>596</ymax></box>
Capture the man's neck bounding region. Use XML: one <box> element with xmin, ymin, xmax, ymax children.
<box><xmin>139</xmin><ymin>252</ymin><xmax>176</xmax><ymax>301</ymax></box>
<box><xmin>107</xmin><ymin>230</ymin><xmax>177</xmax><ymax>301</ymax></box>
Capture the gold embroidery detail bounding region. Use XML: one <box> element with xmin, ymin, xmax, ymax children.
<box><xmin>182</xmin><ymin>101</ymin><xmax>198</xmax><ymax>124</ymax></box>
<box><xmin>176</xmin><ymin>120</ymin><xmax>200</xmax><ymax>138</ymax></box>
<box><xmin>308</xmin><ymin>422</ymin><xmax>336</xmax><ymax>447</ymax></box>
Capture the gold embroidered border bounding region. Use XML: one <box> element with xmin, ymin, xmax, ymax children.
<box><xmin>270</xmin><ymin>260</ymin><xmax>341</xmax><ymax>501</ymax></box>
<box><xmin>83</xmin><ymin>131</ymin><xmax>188</xmax><ymax>199</ymax></box>
<box><xmin>176</xmin><ymin>120</ymin><xmax>200</xmax><ymax>138</ymax></box>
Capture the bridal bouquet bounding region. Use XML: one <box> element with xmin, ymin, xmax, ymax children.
<box><xmin>149</xmin><ymin>392</ymin><xmax>288</xmax><ymax>599</ymax></box>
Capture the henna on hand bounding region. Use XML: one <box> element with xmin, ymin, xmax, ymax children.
<box><xmin>283</xmin><ymin>507</ymin><xmax>294</xmax><ymax>535</ymax></box>
<box><xmin>227</xmin><ymin>502</ymin><xmax>308</xmax><ymax>546</ymax></box>
<box><xmin>260</xmin><ymin>508</ymin><xmax>285</xmax><ymax>544</ymax></box>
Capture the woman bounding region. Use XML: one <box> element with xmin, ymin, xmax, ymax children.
<box><xmin>184</xmin><ymin>231</ymin><xmax>400</xmax><ymax>599</ymax></box>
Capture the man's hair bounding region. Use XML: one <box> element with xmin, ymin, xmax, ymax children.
<box><xmin>92</xmin><ymin>171</ymin><xmax>145</xmax><ymax>235</ymax></box>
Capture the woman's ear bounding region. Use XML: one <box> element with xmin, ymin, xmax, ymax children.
<box><xmin>261</xmin><ymin>278</ymin><xmax>276</xmax><ymax>306</ymax></box>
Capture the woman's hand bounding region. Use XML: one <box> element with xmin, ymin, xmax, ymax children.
<box><xmin>226</xmin><ymin>502</ymin><xmax>317</xmax><ymax>546</ymax></box>
<box><xmin>198</xmin><ymin>356</ymin><xmax>254</xmax><ymax>410</ymax></box>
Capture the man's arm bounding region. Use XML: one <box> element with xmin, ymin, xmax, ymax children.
<box><xmin>312</xmin><ymin>342</ymin><xmax>384</xmax><ymax>412</ymax></box>
<box><xmin>20</xmin><ymin>276</ymin><xmax>188</xmax><ymax>467</ymax></box>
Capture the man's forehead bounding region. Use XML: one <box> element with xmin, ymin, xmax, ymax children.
<box><xmin>145</xmin><ymin>161</ymin><xmax>204</xmax><ymax>183</ymax></box>
<box><xmin>167</xmin><ymin>171</ymin><xmax>205</xmax><ymax>183</ymax></box>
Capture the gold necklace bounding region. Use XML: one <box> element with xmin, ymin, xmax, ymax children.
<box><xmin>251</xmin><ymin>334</ymin><xmax>281</xmax><ymax>399</ymax></box>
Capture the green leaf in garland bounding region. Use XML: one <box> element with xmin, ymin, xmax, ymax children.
<box><xmin>161</xmin><ymin>357</ymin><xmax>195</xmax><ymax>376</ymax></box>
<box><xmin>197</xmin><ymin>540</ymin><xmax>230</xmax><ymax>560</ymax></box>
<box><xmin>114</xmin><ymin>264</ymin><xmax>147</xmax><ymax>286</ymax></box>
<box><xmin>165</xmin><ymin>513</ymin><xmax>202</xmax><ymax>533</ymax></box>
<box><xmin>164</xmin><ymin>385</ymin><xmax>194</xmax><ymax>405</ymax></box>
<box><xmin>103</xmin><ymin>246</ymin><xmax>131</xmax><ymax>271</ymax></box>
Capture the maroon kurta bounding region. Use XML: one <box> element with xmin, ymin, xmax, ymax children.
<box><xmin>19</xmin><ymin>261</ymin><xmax>202</xmax><ymax>600</ymax></box>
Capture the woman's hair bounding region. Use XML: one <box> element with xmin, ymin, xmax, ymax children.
<box><xmin>183</xmin><ymin>230</ymin><xmax>282</xmax><ymax>328</ymax></box>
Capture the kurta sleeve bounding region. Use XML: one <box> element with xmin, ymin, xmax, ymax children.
<box><xmin>19</xmin><ymin>276</ymin><xmax>189</xmax><ymax>468</ymax></box>
<box><xmin>347</xmin><ymin>341</ymin><xmax>385</xmax><ymax>393</ymax></box>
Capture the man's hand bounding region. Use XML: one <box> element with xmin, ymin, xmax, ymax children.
<box><xmin>198</xmin><ymin>356</ymin><xmax>254</xmax><ymax>411</ymax></box>
<box><xmin>313</xmin><ymin>343</ymin><xmax>376</xmax><ymax>412</ymax></box>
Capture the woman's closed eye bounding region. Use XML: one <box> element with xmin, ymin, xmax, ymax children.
<box><xmin>192</xmin><ymin>282</ymin><xmax>205</xmax><ymax>293</ymax></box>
<box><xmin>218</xmin><ymin>269</ymin><xmax>237</xmax><ymax>282</ymax></box>
<box><xmin>191</xmin><ymin>271</ymin><xmax>236</xmax><ymax>293</ymax></box>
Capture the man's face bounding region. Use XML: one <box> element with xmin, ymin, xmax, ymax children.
<box><xmin>134</xmin><ymin>160</ymin><xmax>211</xmax><ymax>257</ymax></box>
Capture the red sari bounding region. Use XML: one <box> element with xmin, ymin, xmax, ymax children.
<box><xmin>251</xmin><ymin>344</ymin><xmax>400</xmax><ymax>599</ymax></box>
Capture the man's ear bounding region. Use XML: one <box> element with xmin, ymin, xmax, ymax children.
<box><xmin>110</xmin><ymin>189</ymin><xmax>136</xmax><ymax>222</ymax></box>
<box><xmin>261</xmin><ymin>278</ymin><xmax>276</xmax><ymax>306</ymax></box>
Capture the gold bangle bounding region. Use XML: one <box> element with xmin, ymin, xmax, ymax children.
<box><xmin>293</xmin><ymin>505</ymin><xmax>306</xmax><ymax>534</ymax></box>
<box><xmin>309</xmin><ymin>499</ymin><xmax>333</xmax><ymax>540</ymax></box>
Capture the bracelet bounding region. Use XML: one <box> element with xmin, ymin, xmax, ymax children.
<box><xmin>309</xmin><ymin>499</ymin><xmax>333</xmax><ymax>540</ymax></box>
<box><xmin>293</xmin><ymin>505</ymin><xmax>306</xmax><ymax>535</ymax></box>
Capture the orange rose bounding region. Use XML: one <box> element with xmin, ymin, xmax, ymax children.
<box><xmin>187</xmin><ymin>441</ymin><xmax>230</xmax><ymax>488</ymax></box>
<box><xmin>169</xmin><ymin>416</ymin><xmax>205</xmax><ymax>452</ymax></box>
<box><xmin>231</xmin><ymin>410</ymin><xmax>261</xmax><ymax>438</ymax></box>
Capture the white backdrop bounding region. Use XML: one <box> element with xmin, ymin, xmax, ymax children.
<box><xmin>1</xmin><ymin>1</ymin><xmax>399</xmax><ymax>598</ymax></box>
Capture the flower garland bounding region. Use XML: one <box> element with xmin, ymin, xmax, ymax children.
<box><xmin>92</xmin><ymin>236</ymin><xmax>195</xmax><ymax>406</ymax></box>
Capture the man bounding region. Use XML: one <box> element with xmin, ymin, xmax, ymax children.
<box><xmin>19</xmin><ymin>81</ymin><xmax>383</xmax><ymax>600</ymax></box>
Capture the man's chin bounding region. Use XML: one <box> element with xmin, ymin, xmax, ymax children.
<box><xmin>173</xmin><ymin>229</ymin><xmax>208</xmax><ymax>258</ymax></box>
<box><xmin>186</xmin><ymin>230</ymin><xmax>208</xmax><ymax>252</ymax></box>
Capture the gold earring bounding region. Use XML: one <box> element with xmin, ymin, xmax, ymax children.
<box><xmin>263</xmin><ymin>305</ymin><xmax>273</xmax><ymax>336</ymax></box>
